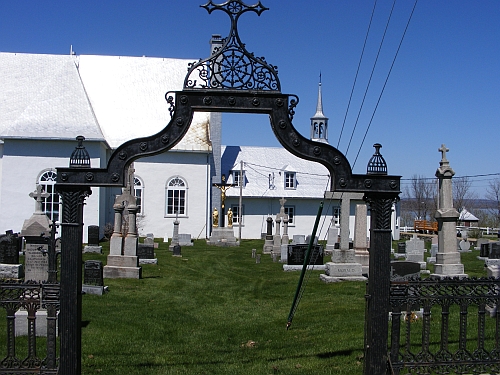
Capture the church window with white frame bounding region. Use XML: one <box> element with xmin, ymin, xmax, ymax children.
<box><xmin>134</xmin><ymin>176</ymin><xmax>144</xmax><ymax>215</ymax></box>
<box><xmin>232</xmin><ymin>170</ymin><xmax>245</xmax><ymax>187</ymax></box>
<box><xmin>38</xmin><ymin>169</ymin><xmax>60</xmax><ymax>222</ymax></box>
<box><xmin>166</xmin><ymin>177</ymin><xmax>187</xmax><ymax>216</ymax></box>
<box><xmin>284</xmin><ymin>205</ymin><xmax>295</xmax><ymax>225</ymax></box>
<box><xmin>230</xmin><ymin>204</ymin><xmax>244</xmax><ymax>225</ymax></box>
<box><xmin>284</xmin><ymin>172</ymin><xmax>296</xmax><ymax>189</ymax></box>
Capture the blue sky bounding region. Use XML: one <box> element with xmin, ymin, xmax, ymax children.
<box><xmin>1</xmin><ymin>1</ymin><xmax>499</xmax><ymax>197</ymax></box>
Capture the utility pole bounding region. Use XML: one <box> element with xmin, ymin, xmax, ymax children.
<box><xmin>239</xmin><ymin>160</ymin><xmax>243</xmax><ymax>242</ymax></box>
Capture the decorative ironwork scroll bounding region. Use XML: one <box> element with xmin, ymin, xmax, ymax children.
<box><xmin>184</xmin><ymin>0</ymin><xmax>280</xmax><ymax>91</ymax></box>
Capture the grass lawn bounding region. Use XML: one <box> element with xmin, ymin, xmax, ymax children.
<box><xmin>0</xmin><ymin>238</ymin><xmax>493</xmax><ymax>374</ymax></box>
<box><xmin>81</xmin><ymin>239</ymin><xmax>366</xmax><ymax>374</ymax></box>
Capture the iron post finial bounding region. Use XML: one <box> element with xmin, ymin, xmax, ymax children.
<box><xmin>69</xmin><ymin>135</ymin><xmax>91</xmax><ymax>168</ymax></box>
<box><xmin>367</xmin><ymin>143</ymin><xmax>388</xmax><ymax>175</ymax></box>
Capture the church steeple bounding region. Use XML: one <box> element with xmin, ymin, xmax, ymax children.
<box><xmin>310</xmin><ymin>73</ymin><xmax>328</xmax><ymax>143</ymax></box>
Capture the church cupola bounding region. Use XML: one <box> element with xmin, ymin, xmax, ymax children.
<box><xmin>310</xmin><ymin>75</ymin><xmax>328</xmax><ymax>143</ymax></box>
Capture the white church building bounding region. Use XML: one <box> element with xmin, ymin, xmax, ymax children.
<box><xmin>0</xmin><ymin>49</ymin><xmax>398</xmax><ymax>243</ymax></box>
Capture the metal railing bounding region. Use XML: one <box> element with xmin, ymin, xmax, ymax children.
<box><xmin>389</xmin><ymin>276</ymin><xmax>500</xmax><ymax>374</ymax></box>
<box><xmin>0</xmin><ymin>280</ymin><xmax>59</xmax><ymax>374</ymax></box>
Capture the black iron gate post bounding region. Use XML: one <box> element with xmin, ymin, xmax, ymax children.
<box><xmin>57</xmin><ymin>187</ymin><xmax>91</xmax><ymax>375</ymax></box>
<box><xmin>57</xmin><ymin>137</ymin><xmax>92</xmax><ymax>375</ymax></box>
<box><xmin>363</xmin><ymin>194</ymin><xmax>398</xmax><ymax>375</ymax></box>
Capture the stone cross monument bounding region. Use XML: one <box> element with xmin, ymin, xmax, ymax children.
<box><xmin>431</xmin><ymin>144</ymin><xmax>467</xmax><ymax>278</ymax></box>
<box><xmin>103</xmin><ymin>163</ymin><xmax>142</xmax><ymax>279</ymax></box>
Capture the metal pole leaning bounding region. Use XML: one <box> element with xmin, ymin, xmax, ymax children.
<box><xmin>287</xmin><ymin>201</ymin><xmax>323</xmax><ymax>329</ymax></box>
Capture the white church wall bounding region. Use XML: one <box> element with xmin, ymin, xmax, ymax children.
<box><xmin>225</xmin><ymin>197</ymin><xmax>330</xmax><ymax>240</ymax></box>
<box><xmin>0</xmin><ymin>139</ymin><xmax>104</xmax><ymax>243</ymax></box>
<box><xmin>133</xmin><ymin>151</ymin><xmax>211</xmax><ymax>241</ymax></box>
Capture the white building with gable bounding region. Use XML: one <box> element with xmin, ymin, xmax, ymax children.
<box><xmin>0</xmin><ymin>50</ymin><xmax>395</xmax><ymax>243</ymax></box>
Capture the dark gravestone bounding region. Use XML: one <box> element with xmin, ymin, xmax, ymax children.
<box><xmin>137</xmin><ymin>243</ymin><xmax>154</xmax><ymax>259</ymax></box>
<box><xmin>172</xmin><ymin>244</ymin><xmax>181</xmax><ymax>257</ymax></box>
<box><xmin>489</xmin><ymin>242</ymin><xmax>500</xmax><ymax>259</ymax></box>
<box><xmin>391</xmin><ymin>261</ymin><xmax>421</xmax><ymax>311</ymax></box>
<box><xmin>480</xmin><ymin>242</ymin><xmax>490</xmax><ymax>258</ymax></box>
<box><xmin>0</xmin><ymin>230</ymin><xmax>21</xmax><ymax>264</ymax></box>
<box><xmin>390</xmin><ymin>261</ymin><xmax>421</xmax><ymax>281</ymax></box>
<box><xmin>397</xmin><ymin>242</ymin><xmax>406</xmax><ymax>254</ymax></box>
<box><xmin>287</xmin><ymin>244</ymin><xmax>324</xmax><ymax>266</ymax></box>
<box><xmin>83</xmin><ymin>260</ymin><xmax>103</xmax><ymax>286</ymax></box>
<box><xmin>87</xmin><ymin>225</ymin><xmax>100</xmax><ymax>246</ymax></box>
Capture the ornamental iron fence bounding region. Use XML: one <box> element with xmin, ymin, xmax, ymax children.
<box><xmin>389</xmin><ymin>276</ymin><xmax>500</xmax><ymax>375</ymax></box>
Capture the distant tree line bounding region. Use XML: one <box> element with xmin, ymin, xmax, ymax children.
<box><xmin>400</xmin><ymin>175</ymin><xmax>500</xmax><ymax>228</ymax></box>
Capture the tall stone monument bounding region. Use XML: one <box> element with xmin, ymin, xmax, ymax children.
<box><xmin>103</xmin><ymin>164</ymin><xmax>142</xmax><ymax>279</ymax></box>
<box><xmin>431</xmin><ymin>144</ymin><xmax>467</xmax><ymax>278</ymax></box>
<box><xmin>353</xmin><ymin>204</ymin><xmax>370</xmax><ymax>275</ymax></box>
<box><xmin>263</xmin><ymin>216</ymin><xmax>274</xmax><ymax>254</ymax></box>
<box><xmin>321</xmin><ymin>192</ymin><xmax>366</xmax><ymax>282</ymax></box>
<box><xmin>21</xmin><ymin>185</ymin><xmax>51</xmax><ymax>282</ymax></box>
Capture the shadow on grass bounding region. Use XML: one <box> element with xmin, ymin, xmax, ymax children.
<box><xmin>132</xmin><ymin>349</ymin><xmax>359</xmax><ymax>369</ymax></box>
<box><xmin>316</xmin><ymin>349</ymin><xmax>355</xmax><ymax>358</ymax></box>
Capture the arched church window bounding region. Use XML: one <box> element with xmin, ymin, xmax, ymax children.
<box><xmin>38</xmin><ymin>169</ymin><xmax>60</xmax><ymax>222</ymax></box>
<box><xmin>134</xmin><ymin>176</ymin><xmax>144</xmax><ymax>215</ymax></box>
<box><xmin>165</xmin><ymin>176</ymin><xmax>187</xmax><ymax>216</ymax></box>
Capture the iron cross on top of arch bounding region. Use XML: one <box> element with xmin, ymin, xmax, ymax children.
<box><xmin>56</xmin><ymin>0</ymin><xmax>400</xmax><ymax>196</ymax></box>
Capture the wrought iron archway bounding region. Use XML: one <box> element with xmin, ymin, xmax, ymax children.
<box><xmin>55</xmin><ymin>1</ymin><xmax>400</xmax><ymax>374</ymax></box>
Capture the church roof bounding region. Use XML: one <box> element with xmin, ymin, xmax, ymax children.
<box><xmin>0</xmin><ymin>52</ymin><xmax>211</xmax><ymax>151</ymax></box>
<box><xmin>459</xmin><ymin>208</ymin><xmax>479</xmax><ymax>222</ymax></box>
<box><xmin>221</xmin><ymin>145</ymin><xmax>330</xmax><ymax>199</ymax></box>
<box><xmin>0</xmin><ymin>52</ymin><xmax>104</xmax><ymax>141</ymax></box>
<box><xmin>77</xmin><ymin>55</ymin><xmax>211</xmax><ymax>150</ymax></box>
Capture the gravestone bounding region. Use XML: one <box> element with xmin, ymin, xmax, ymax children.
<box><xmin>488</xmin><ymin>242</ymin><xmax>500</xmax><ymax>259</ymax></box>
<box><xmin>390</xmin><ymin>261</ymin><xmax>421</xmax><ymax>281</ymax></box>
<box><xmin>287</xmin><ymin>244</ymin><xmax>323</xmax><ymax>266</ymax></box>
<box><xmin>144</xmin><ymin>233</ymin><xmax>159</xmax><ymax>248</ymax></box>
<box><xmin>475</xmin><ymin>238</ymin><xmax>489</xmax><ymax>251</ymax></box>
<box><xmin>284</xmin><ymin>244</ymin><xmax>325</xmax><ymax>271</ymax></box>
<box><xmin>172</xmin><ymin>244</ymin><xmax>181</xmax><ymax>257</ymax></box>
<box><xmin>325</xmin><ymin>226</ymin><xmax>339</xmax><ymax>255</ymax></box>
<box><xmin>280</xmin><ymin>244</ymin><xmax>288</xmax><ymax>263</ymax></box>
<box><xmin>0</xmin><ymin>230</ymin><xmax>23</xmax><ymax>279</ymax></box>
<box><xmin>428</xmin><ymin>244</ymin><xmax>438</xmax><ymax>263</ymax></box>
<box><xmin>292</xmin><ymin>234</ymin><xmax>306</xmax><ymax>244</ymax></box>
<box><xmin>393</xmin><ymin>242</ymin><xmax>406</xmax><ymax>259</ymax></box>
<box><xmin>432</xmin><ymin>144</ymin><xmax>467</xmax><ymax>278</ymax></box>
<box><xmin>82</xmin><ymin>260</ymin><xmax>106</xmax><ymax>295</ymax></box>
<box><xmin>305</xmin><ymin>235</ymin><xmax>318</xmax><ymax>245</ymax></box>
<box><xmin>104</xmin><ymin>165</ymin><xmax>142</xmax><ymax>279</ymax></box>
<box><xmin>262</xmin><ymin>216</ymin><xmax>273</xmax><ymax>253</ymax></box>
<box><xmin>397</xmin><ymin>242</ymin><xmax>406</xmax><ymax>254</ymax></box>
<box><xmin>405</xmin><ymin>234</ymin><xmax>426</xmax><ymax>270</ymax></box>
<box><xmin>178</xmin><ymin>234</ymin><xmax>193</xmax><ymax>246</ymax></box>
<box><xmin>479</xmin><ymin>242</ymin><xmax>490</xmax><ymax>258</ymax></box>
<box><xmin>137</xmin><ymin>243</ymin><xmax>157</xmax><ymax>264</ymax></box>
<box><xmin>24</xmin><ymin>243</ymin><xmax>49</xmax><ymax>282</ymax></box>
<box><xmin>0</xmin><ymin>230</ymin><xmax>21</xmax><ymax>264</ymax></box>
<box><xmin>459</xmin><ymin>239</ymin><xmax>471</xmax><ymax>252</ymax></box>
<box><xmin>21</xmin><ymin>186</ymin><xmax>51</xmax><ymax>282</ymax></box>
<box><xmin>353</xmin><ymin>204</ymin><xmax>370</xmax><ymax>274</ymax></box>
<box><xmin>84</xmin><ymin>225</ymin><xmax>102</xmax><ymax>253</ymax></box>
